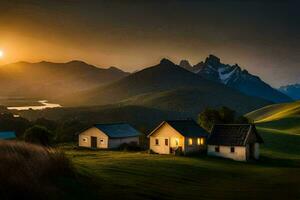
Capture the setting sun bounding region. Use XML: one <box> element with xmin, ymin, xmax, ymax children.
<box><xmin>0</xmin><ymin>50</ymin><xmax>4</xmax><ymax>58</ymax></box>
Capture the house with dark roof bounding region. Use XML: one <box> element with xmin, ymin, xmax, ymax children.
<box><xmin>148</xmin><ymin>120</ymin><xmax>209</xmax><ymax>154</ymax></box>
<box><xmin>0</xmin><ymin>131</ymin><xmax>16</xmax><ymax>140</ymax></box>
<box><xmin>207</xmin><ymin>124</ymin><xmax>264</xmax><ymax>161</ymax></box>
<box><xmin>78</xmin><ymin>123</ymin><xmax>142</xmax><ymax>149</ymax></box>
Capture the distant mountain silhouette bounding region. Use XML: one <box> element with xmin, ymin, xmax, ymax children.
<box><xmin>179</xmin><ymin>55</ymin><xmax>292</xmax><ymax>103</ymax></box>
<box><xmin>63</xmin><ymin>58</ymin><xmax>271</xmax><ymax>115</ymax></box>
<box><xmin>279</xmin><ymin>84</ymin><xmax>300</xmax><ymax>100</ymax></box>
<box><xmin>0</xmin><ymin>61</ymin><xmax>129</xmax><ymax>99</ymax></box>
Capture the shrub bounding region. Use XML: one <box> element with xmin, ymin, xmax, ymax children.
<box><xmin>119</xmin><ymin>141</ymin><xmax>141</xmax><ymax>151</ymax></box>
<box><xmin>198</xmin><ymin>106</ymin><xmax>250</xmax><ymax>131</ymax></box>
<box><xmin>24</xmin><ymin>125</ymin><xmax>53</xmax><ymax>146</ymax></box>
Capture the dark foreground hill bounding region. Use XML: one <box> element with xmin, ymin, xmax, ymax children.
<box><xmin>0</xmin><ymin>61</ymin><xmax>129</xmax><ymax>99</ymax></box>
<box><xmin>0</xmin><ymin>141</ymin><xmax>74</xmax><ymax>199</ymax></box>
<box><xmin>62</xmin><ymin>59</ymin><xmax>271</xmax><ymax>116</ymax></box>
<box><xmin>179</xmin><ymin>55</ymin><xmax>292</xmax><ymax>103</ymax></box>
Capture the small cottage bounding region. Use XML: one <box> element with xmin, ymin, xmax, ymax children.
<box><xmin>207</xmin><ymin>124</ymin><xmax>263</xmax><ymax>161</ymax></box>
<box><xmin>78</xmin><ymin>123</ymin><xmax>141</xmax><ymax>149</ymax></box>
<box><xmin>0</xmin><ymin>131</ymin><xmax>16</xmax><ymax>140</ymax></box>
<box><xmin>148</xmin><ymin>120</ymin><xmax>208</xmax><ymax>155</ymax></box>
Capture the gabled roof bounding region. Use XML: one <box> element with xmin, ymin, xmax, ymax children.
<box><xmin>148</xmin><ymin>120</ymin><xmax>209</xmax><ymax>137</ymax></box>
<box><xmin>0</xmin><ymin>131</ymin><xmax>16</xmax><ymax>140</ymax></box>
<box><xmin>94</xmin><ymin>123</ymin><xmax>142</xmax><ymax>138</ymax></box>
<box><xmin>207</xmin><ymin>124</ymin><xmax>263</xmax><ymax>146</ymax></box>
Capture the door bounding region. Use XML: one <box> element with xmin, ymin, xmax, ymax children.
<box><xmin>91</xmin><ymin>136</ymin><xmax>97</xmax><ymax>149</ymax></box>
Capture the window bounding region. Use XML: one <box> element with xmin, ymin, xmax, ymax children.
<box><xmin>165</xmin><ymin>139</ymin><xmax>168</xmax><ymax>146</ymax></box>
<box><xmin>155</xmin><ymin>139</ymin><xmax>159</xmax><ymax>145</ymax></box>
<box><xmin>215</xmin><ymin>146</ymin><xmax>220</xmax><ymax>152</ymax></box>
<box><xmin>188</xmin><ymin>138</ymin><xmax>193</xmax><ymax>145</ymax></box>
<box><xmin>100</xmin><ymin>139</ymin><xmax>104</xmax><ymax>143</ymax></box>
<box><xmin>230</xmin><ymin>147</ymin><xmax>235</xmax><ymax>153</ymax></box>
<box><xmin>175</xmin><ymin>138</ymin><xmax>179</xmax><ymax>146</ymax></box>
<box><xmin>82</xmin><ymin>137</ymin><xmax>88</xmax><ymax>142</ymax></box>
<box><xmin>200</xmin><ymin>138</ymin><xmax>204</xmax><ymax>145</ymax></box>
<box><xmin>197</xmin><ymin>138</ymin><xmax>205</xmax><ymax>145</ymax></box>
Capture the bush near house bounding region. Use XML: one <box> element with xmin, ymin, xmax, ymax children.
<box><xmin>198</xmin><ymin>106</ymin><xmax>249</xmax><ymax>131</ymax></box>
<box><xmin>119</xmin><ymin>141</ymin><xmax>141</xmax><ymax>151</ymax></box>
<box><xmin>24</xmin><ymin>125</ymin><xmax>53</xmax><ymax>146</ymax></box>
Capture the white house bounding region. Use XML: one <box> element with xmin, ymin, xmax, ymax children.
<box><xmin>148</xmin><ymin>120</ymin><xmax>208</xmax><ymax>155</ymax></box>
<box><xmin>78</xmin><ymin>123</ymin><xmax>141</xmax><ymax>149</ymax></box>
<box><xmin>207</xmin><ymin>124</ymin><xmax>264</xmax><ymax>161</ymax></box>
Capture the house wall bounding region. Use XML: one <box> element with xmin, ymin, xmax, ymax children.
<box><xmin>78</xmin><ymin>127</ymin><xmax>109</xmax><ymax>149</ymax></box>
<box><xmin>254</xmin><ymin>143</ymin><xmax>260</xmax><ymax>159</ymax></box>
<box><xmin>149</xmin><ymin>123</ymin><xmax>185</xmax><ymax>154</ymax></box>
<box><xmin>246</xmin><ymin>143</ymin><xmax>260</xmax><ymax>160</ymax></box>
<box><xmin>207</xmin><ymin>145</ymin><xmax>247</xmax><ymax>161</ymax></box>
<box><xmin>108</xmin><ymin>137</ymin><xmax>140</xmax><ymax>149</ymax></box>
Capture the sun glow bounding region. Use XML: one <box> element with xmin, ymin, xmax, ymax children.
<box><xmin>0</xmin><ymin>50</ymin><xmax>4</xmax><ymax>58</ymax></box>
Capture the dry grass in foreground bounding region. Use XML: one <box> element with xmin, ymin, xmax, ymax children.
<box><xmin>0</xmin><ymin>141</ymin><xmax>74</xmax><ymax>199</ymax></box>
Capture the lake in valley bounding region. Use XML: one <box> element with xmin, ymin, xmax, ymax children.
<box><xmin>7</xmin><ymin>100</ymin><xmax>62</xmax><ymax>111</ymax></box>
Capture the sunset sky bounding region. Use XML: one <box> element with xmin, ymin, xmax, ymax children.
<box><xmin>0</xmin><ymin>0</ymin><xmax>299</xmax><ymax>87</ymax></box>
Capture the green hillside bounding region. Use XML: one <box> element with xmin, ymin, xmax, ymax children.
<box><xmin>120</xmin><ymin>87</ymin><xmax>270</xmax><ymax>116</ymax></box>
<box><xmin>245</xmin><ymin>101</ymin><xmax>300</xmax><ymax>135</ymax></box>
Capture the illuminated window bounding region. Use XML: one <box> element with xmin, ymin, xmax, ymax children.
<box><xmin>175</xmin><ymin>138</ymin><xmax>179</xmax><ymax>146</ymax></box>
<box><xmin>197</xmin><ymin>138</ymin><xmax>204</xmax><ymax>145</ymax></box>
<box><xmin>188</xmin><ymin>138</ymin><xmax>193</xmax><ymax>145</ymax></box>
<box><xmin>165</xmin><ymin>139</ymin><xmax>168</xmax><ymax>146</ymax></box>
<box><xmin>155</xmin><ymin>139</ymin><xmax>159</xmax><ymax>145</ymax></box>
<box><xmin>200</xmin><ymin>138</ymin><xmax>204</xmax><ymax>145</ymax></box>
<box><xmin>83</xmin><ymin>137</ymin><xmax>88</xmax><ymax>142</ymax></box>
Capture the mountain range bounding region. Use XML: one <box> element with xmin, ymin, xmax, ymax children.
<box><xmin>1</xmin><ymin>56</ymin><xmax>293</xmax><ymax>120</ymax></box>
<box><xmin>61</xmin><ymin>59</ymin><xmax>271</xmax><ymax>116</ymax></box>
<box><xmin>0</xmin><ymin>61</ymin><xmax>129</xmax><ymax>99</ymax></box>
<box><xmin>279</xmin><ymin>84</ymin><xmax>300</xmax><ymax>100</ymax></box>
<box><xmin>179</xmin><ymin>55</ymin><xmax>291</xmax><ymax>103</ymax></box>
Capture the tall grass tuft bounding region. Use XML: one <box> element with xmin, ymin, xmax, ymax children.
<box><xmin>0</xmin><ymin>140</ymin><xmax>74</xmax><ymax>199</ymax></box>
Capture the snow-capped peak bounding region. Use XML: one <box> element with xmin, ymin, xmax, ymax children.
<box><xmin>218</xmin><ymin>66</ymin><xmax>238</xmax><ymax>84</ymax></box>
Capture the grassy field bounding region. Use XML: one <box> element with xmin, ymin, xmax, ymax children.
<box><xmin>245</xmin><ymin>101</ymin><xmax>300</xmax><ymax>135</ymax></box>
<box><xmin>59</xmin><ymin>101</ymin><xmax>300</xmax><ymax>199</ymax></box>
<box><xmin>63</xmin><ymin>127</ymin><xmax>300</xmax><ymax>200</ymax></box>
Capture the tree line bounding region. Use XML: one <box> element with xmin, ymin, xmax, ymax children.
<box><xmin>0</xmin><ymin>106</ymin><xmax>250</xmax><ymax>146</ymax></box>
